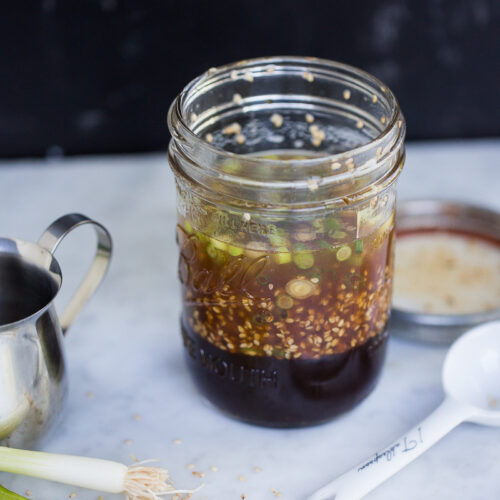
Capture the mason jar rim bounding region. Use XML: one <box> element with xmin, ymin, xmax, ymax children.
<box><xmin>171</xmin><ymin>56</ymin><xmax>401</xmax><ymax>167</ymax></box>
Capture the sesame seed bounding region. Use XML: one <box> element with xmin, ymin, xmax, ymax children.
<box><xmin>205</xmin><ymin>133</ymin><xmax>213</xmax><ymax>143</ymax></box>
<box><xmin>270</xmin><ymin>113</ymin><xmax>284</xmax><ymax>128</ymax></box>
<box><xmin>266</xmin><ymin>65</ymin><xmax>276</xmax><ymax>73</ymax></box>
<box><xmin>242</xmin><ymin>213</ymin><xmax>251</xmax><ymax>221</ymax></box>
<box><xmin>236</xmin><ymin>133</ymin><xmax>246</xmax><ymax>145</ymax></box>
<box><xmin>187</xmin><ymin>464</ymin><xmax>195</xmax><ymax>469</ymax></box>
<box><xmin>307</xmin><ymin>179</ymin><xmax>319</xmax><ymax>192</ymax></box>
<box><xmin>230</xmin><ymin>70</ymin><xmax>238</xmax><ymax>80</ymax></box>
<box><xmin>207</xmin><ymin>66</ymin><xmax>217</xmax><ymax>74</ymax></box>
<box><xmin>243</xmin><ymin>70</ymin><xmax>254</xmax><ymax>82</ymax></box>
<box><xmin>173</xmin><ymin>438</ymin><xmax>182</xmax><ymax>444</ymax></box>
<box><xmin>302</xmin><ymin>71</ymin><xmax>314</xmax><ymax>82</ymax></box>
<box><xmin>343</xmin><ymin>89</ymin><xmax>351</xmax><ymax>100</ymax></box>
<box><xmin>210</xmin><ymin>465</ymin><xmax>219</xmax><ymax>472</ymax></box>
<box><xmin>372</xmin><ymin>95</ymin><xmax>378</xmax><ymax>103</ymax></box>
<box><xmin>356</xmin><ymin>120</ymin><xmax>364</xmax><ymax>129</ymax></box>
<box><xmin>233</xmin><ymin>93</ymin><xmax>243</xmax><ymax>105</ymax></box>
<box><xmin>380</xmin><ymin>115</ymin><xmax>386</xmax><ymax>124</ymax></box>
<box><xmin>305</xmin><ymin>113</ymin><xmax>315</xmax><ymax>123</ymax></box>
<box><xmin>223</xmin><ymin>122</ymin><xmax>242</xmax><ymax>135</ymax></box>
<box><xmin>238</xmin><ymin>475</ymin><xmax>247</xmax><ymax>482</ymax></box>
<box><xmin>330</xmin><ymin>161</ymin><xmax>342</xmax><ymax>171</ymax></box>
<box><xmin>309</xmin><ymin>124</ymin><xmax>325</xmax><ymax>147</ymax></box>
<box><xmin>253</xmin><ymin>466</ymin><xmax>263</xmax><ymax>472</ymax></box>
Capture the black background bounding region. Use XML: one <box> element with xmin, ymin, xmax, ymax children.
<box><xmin>1</xmin><ymin>0</ymin><xmax>499</xmax><ymax>158</ymax></box>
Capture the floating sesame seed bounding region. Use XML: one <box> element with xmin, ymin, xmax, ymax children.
<box><xmin>242</xmin><ymin>213</ymin><xmax>251</xmax><ymax>221</ymax></box>
<box><xmin>187</xmin><ymin>463</ymin><xmax>195</xmax><ymax>469</ymax></box>
<box><xmin>343</xmin><ymin>89</ymin><xmax>351</xmax><ymax>100</ymax></box>
<box><xmin>230</xmin><ymin>70</ymin><xmax>238</xmax><ymax>80</ymax></box>
<box><xmin>253</xmin><ymin>466</ymin><xmax>263</xmax><ymax>472</ymax></box>
<box><xmin>190</xmin><ymin>112</ymin><xmax>197</xmax><ymax>123</ymax></box>
<box><xmin>233</xmin><ymin>93</ymin><xmax>243</xmax><ymax>105</ymax></box>
<box><xmin>380</xmin><ymin>85</ymin><xmax>386</xmax><ymax>92</ymax></box>
<box><xmin>223</xmin><ymin>122</ymin><xmax>242</xmax><ymax>135</ymax></box>
<box><xmin>356</xmin><ymin>120</ymin><xmax>364</xmax><ymax>129</ymax></box>
<box><xmin>305</xmin><ymin>113</ymin><xmax>315</xmax><ymax>123</ymax></box>
<box><xmin>238</xmin><ymin>475</ymin><xmax>247</xmax><ymax>482</ymax></box>
<box><xmin>270</xmin><ymin>113</ymin><xmax>284</xmax><ymax>128</ymax></box>
<box><xmin>380</xmin><ymin>115</ymin><xmax>386</xmax><ymax>124</ymax></box>
<box><xmin>302</xmin><ymin>71</ymin><xmax>314</xmax><ymax>82</ymax></box>
<box><xmin>173</xmin><ymin>438</ymin><xmax>182</xmax><ymax>444</ymax></box>
<box><xmin>330</xmin><ymin>161</ymin><xmax>342</xmax><ymax>171</ymax></box>
<box><xmin>210</xmin><ymin>465</ymin><xmax>219</xmax><ymax>472</ymax></box>
<box><xmin>372</xmin><ymin>95</ymin><xmax>378</xmax><ymax>103</ymax></box>
<box><xmin>207</xmin><ymin>66</ymin><xmax>217</xmax><ymax>74</ymax></box>
<box><xmin>205</xmin><ymin>133</ymin><xmax>213</xmax><ymax>143</ymax></box>
<box><xmin>236</xmin><ymin>133</ymin><xmax>246</xmax><ymax>145</ymax></box>
<box><xmin>307</xmin><ymin>179</ymin><xmax>319</xmax><ymax>192</ymax></box>
<box><xmin>243</xmin><ymin>70</ymin><xmax>254</xmax><ymax>82</ymax></box>
<box><xmin>309</xmin><ymin>124</ymin><xmax>325</xmax><ymax>147</ymax></box>
<box><xmin>266</xmin><ymin>65</ymin><xmax>276</xmax><ymax>73</ymax></box>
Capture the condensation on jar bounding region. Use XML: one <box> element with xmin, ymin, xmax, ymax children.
<box><xmin>168</xmin><ymin>57</ymin><xmax>406</xmax><ymax>427</ymax></box>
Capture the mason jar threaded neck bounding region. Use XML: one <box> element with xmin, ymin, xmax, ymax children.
<box><xmin>168</xmin><ymin>56</ymin><xmax>405</xmax><ymax>209</ymax></box>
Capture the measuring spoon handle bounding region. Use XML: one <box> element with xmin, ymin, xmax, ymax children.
<box><xmin>308</xmin><ymin>397</ymin><xmax>474</xmax><ymax>500</ymax></box>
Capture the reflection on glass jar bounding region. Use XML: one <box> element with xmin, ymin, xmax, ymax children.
<box><xmin>168</xmin><ymin>57</ymin><xmax>405</xmax><ymax>427</ymax></box>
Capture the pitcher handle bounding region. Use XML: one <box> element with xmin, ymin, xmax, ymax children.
<box><xmin>38</xmin><ymin>213</ymin><xmax>112</xmax><ymax>335</ymax></box>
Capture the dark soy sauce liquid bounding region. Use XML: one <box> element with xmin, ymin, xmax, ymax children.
<box><xmin>183</xmin><ymin>323</ymin><xmax>387</xmax><ymax>427</ymax></box>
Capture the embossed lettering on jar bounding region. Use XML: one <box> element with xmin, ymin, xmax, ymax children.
<box><xmin>168</xmin><ymin>57</ymin><xmax>406</xmax><ymax>427</ymax></box>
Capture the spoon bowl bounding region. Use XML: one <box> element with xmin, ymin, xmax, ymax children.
<box><xmin>443</xmin><ymin>321</ymin><xmax>500</xmax><ymax>425</ymax></box>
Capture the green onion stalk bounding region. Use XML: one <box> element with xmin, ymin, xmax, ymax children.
<box><xmin>0</xmin><ymin>485</ymin><xmax>28</xmax><ymax>500</ymax></box>
<box><xmin>0</xmin><ymin>447</ymin><xmax>198</xmax><ymax>500</ymax></box>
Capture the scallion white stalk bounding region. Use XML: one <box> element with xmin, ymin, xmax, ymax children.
<box><xmin>0</xmin><ymin>447</ymin><xmax>196</xmax><ymax>500</ymax></box>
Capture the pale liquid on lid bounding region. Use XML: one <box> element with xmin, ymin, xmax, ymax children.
<box><xmin>393</xmin><ymin>232</ymin><xmax>500</xmax><ymax>315</ymax></box>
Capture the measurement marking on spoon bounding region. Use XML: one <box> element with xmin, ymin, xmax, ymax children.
<box><xmin>358</xmin><ymin>427</ymin><xmax>423</xmax><ymax>472</ymax></box>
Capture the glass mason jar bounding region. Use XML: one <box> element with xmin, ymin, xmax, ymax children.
<box><xmin>168</xmin><ymin>57</ymin><xmax>405</xmax><ymax>427</ymax></box>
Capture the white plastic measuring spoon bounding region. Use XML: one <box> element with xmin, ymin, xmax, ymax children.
<box><xmin>308</xmin><ymin>320</ymin><xmax>500</xmax><ymax>500</ymax></box>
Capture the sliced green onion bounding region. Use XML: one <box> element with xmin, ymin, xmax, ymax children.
<box><xmin>329</xmin><ymin>229</ymin><xmax>347</xmax><ymax>240</ymax></box>
<box><xmin>293</xmin><ymin>244</ymin><xmax>315</xmax><ymax>269</ymax></box>
<box><xmin>183</xmin><ymin>221</ymin><xmax>194</xmax><ymax>234</ymax></box>
<box><xmin>206</xmin><ymin>244</ymin><xmax>218</xmax><ymax>259</ymax></box>
<box><xmin>0</xmin><ymin>485</ymin><xmax>28</xmax><ymax>500</ymax></box>
<box><xmin>228</xmin><ymin>244</ymin><xmax>244</xmax><ymax>256</ymax></box>
<box><xmin>0</xmin><ymin>446</ymin><xmax>197</xmax><ymax>499</ymax></box>
<box><xmin>274</xmin><ymin>247</ymin><xmax>292</xmax><ymax>264</ymax></box>
<box><xmin>336</xmin><ymin>246</ymin><xmax>352</xmax><ymax>261</ymax></box>
<box><xmin>355</xmin><ymin>239</ymin><xmax>363</xmax><ymax>253</ymax></box>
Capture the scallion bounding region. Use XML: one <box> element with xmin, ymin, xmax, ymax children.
<box><xmin>0</xmin><ymin>447</ymin><xmax>197</xmax><ymax>500</ymax></box>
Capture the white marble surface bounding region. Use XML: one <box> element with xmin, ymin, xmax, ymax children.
<box><xmin>0</xmin><ymin>139</ymin><xmax>499</xmax><ymax>500</ymax></box>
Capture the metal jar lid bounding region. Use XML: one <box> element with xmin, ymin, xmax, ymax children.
<box><xmin>389</xmin><ymin>199</ymin><xmax>500</xmax><ymax>344</ymax></box>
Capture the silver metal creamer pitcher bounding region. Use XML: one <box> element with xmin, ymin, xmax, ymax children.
<box><xmin>0</xmin><ymin>214</ymin><xmax>112</xmax><ymax>447</ymax></box>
